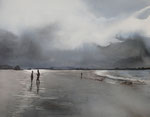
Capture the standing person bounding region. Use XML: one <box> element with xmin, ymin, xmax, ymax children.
<box><xmin>36</xmin><ymin>69</ymin><xmax>40</xmax><ymax>81</ymax></box>
<box><xmin>31</xmin><ymin>71</ymin><xmax>34</xmax><ymax>83</ymax></box>
<box><xmin>36</xmin><ymin>69</ymin><xmax>40</xmax><ymax>94</ymax></box>
<box><xmin>81</xmin><ymin>72</ymin><xmax>83</xmax><ymax>79</ymax></box>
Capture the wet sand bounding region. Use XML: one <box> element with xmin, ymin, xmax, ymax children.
<box><xmin>0</xmin><ymin>70</ymin><xmax>150</xmax><ymax>117</ymax></box>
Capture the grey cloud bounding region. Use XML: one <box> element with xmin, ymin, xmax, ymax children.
<box><xmin>0</xmin><ymin>29</ymin><xmax>49</xmax><ymax>67</ymax></box>
<box><xmin>136</xmin><ymin>7</ymin><xmax>150</xmax><ymax>19</ymax></box>
<box><xmin>0</xmin><ymin>0</ymin><xmax>149</xmax><ymax>69</ymax></box>
<box><xmin>98</xmin><ymin>33</ymin><xmax>150</xmax><ymax>68</ymax></box>
<box><xmin>84</xmin><ymin>0</ymin><xmax>150</xmax><ymax>18</ymax></box>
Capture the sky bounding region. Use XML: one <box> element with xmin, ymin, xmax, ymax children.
<box><xmin>0</xmin><ymin>0</ymin><xmax>150</xmax><ymax>68</ymax></box>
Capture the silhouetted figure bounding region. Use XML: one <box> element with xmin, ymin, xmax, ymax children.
<box><xmin>36</xmin><ymin>80</ymin><xmax>40</xmax><ymax>94</ymax></box>
<box><xmin>81</xmin><ymin>72</ymin><xmax>83</xmax><ymax>79</ymax></box>
<box><xmin>36</xmin><ymin>69</ymin><xmax>40</xmax><ymax>81</ymax></box>
<box><xmin>31</xmin><ymin>71</ymin><xmax>34</xmax><ymax>83</ymax></box>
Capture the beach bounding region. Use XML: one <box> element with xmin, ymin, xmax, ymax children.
<box><xmin>0</xmin><ymin>70</ymin><xmax>150</xmax><ymax>117</ymax></box>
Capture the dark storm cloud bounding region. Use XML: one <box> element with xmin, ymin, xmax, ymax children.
<box><xmin>0</xmin><ymin>25</ymin><xmax>60</xmax><ymax>67</ymax></box>
<box><xmin>0</xmin><ymin>29</ymin><xmax>43</xmax><ymax>66</ymax></box>
<box><xmin>97</xmin><ymin>33</ymin><xmax>150</xmax><ymax>68</ymax></box>
<box><xmin>0</xmin><ymin>26</ymin><xmax>150</xmax><ymax>69</ymax></box>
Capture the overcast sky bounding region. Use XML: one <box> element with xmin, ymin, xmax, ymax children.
<box><xmin>0</xmin><ymin>0</ymin><xmax>150</xmax><ymax>68</ymax></box>
<box><xmin>0</xmin><ymin>0</ymin><xmax>149</xmax><ymax>49</ymax></box>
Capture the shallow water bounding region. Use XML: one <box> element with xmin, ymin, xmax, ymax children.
<box><xmin>96</xmin><ymin>70</ymin><xmax>150</xmax><ymax>80</ymax></box>
<box><xmin>0</xmin><ymin>70</ymin><xmax>150</xmax><ymax>117</ymax></box>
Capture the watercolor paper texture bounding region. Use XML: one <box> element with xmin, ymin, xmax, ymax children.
<box><xmin>0</xmin><ymin>0</ymin><xmax>150</xmax><ymax>117</ymax></box>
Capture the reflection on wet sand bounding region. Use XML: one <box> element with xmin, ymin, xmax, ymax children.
<box><xmin>29</xmin><ymin>83</ymin><xmax>33</xmax><ymax>91</ymax></box>
<box><xmin>38</xmin><ymin>98</ymin><xmax>80</xmax><ymax>115</ymax></box>
<box><xmin>4</xmin><ymin>70</ymin><xmax>150</xmax><ymax>117</ymax></box>
<box><xmin>36</xmin><ymin>80</ymin><xmax>40</xmax><ymax>94</ymax></box>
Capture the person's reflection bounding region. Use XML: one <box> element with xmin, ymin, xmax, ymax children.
<box><xmin>29</xmin><ymin>82</ymin><xmax>33</xmax><ymax>91</ymax></box>
<box><xmin>36</xmin><ymin>80</ymin><xmax>40</xmax><ymax>94</ymax></box>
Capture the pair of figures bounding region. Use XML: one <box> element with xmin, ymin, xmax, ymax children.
<box><xmin>31</xmin><ymin>69</ymin><xmax>40</xmax><ymax>83</ymax></box>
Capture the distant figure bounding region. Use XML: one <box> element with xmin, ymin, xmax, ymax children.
<box><xmin>81</xmin><ymin>72</ymin><xmax>83</xmax><ymax>79</ymax></box>
<box><xmin>36</xmin><ymin>69</ymin><xmax>40</xmax><ymax>81</ymax></box>
<box><xmin>31</xmin><ymin>71</ymin><xmax>34</xmax><ymax>83</ymax></box>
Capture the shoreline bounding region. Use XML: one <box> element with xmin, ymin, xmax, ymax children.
<box><xmin>1</xmin><ymin>68</ymin><xmax>150</xmax><ymax>71</ymax></box>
